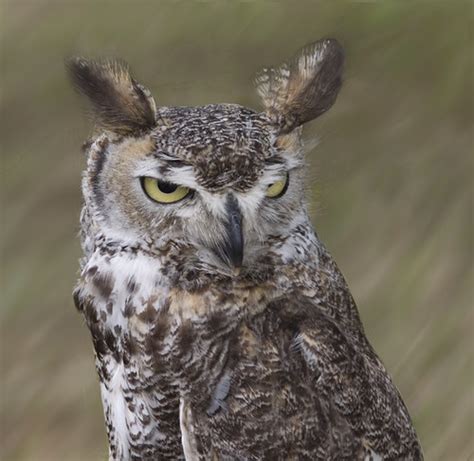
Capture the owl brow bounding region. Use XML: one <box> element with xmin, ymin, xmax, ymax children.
<box><xmin>265</xmin><ymin>155</ymin><xmax>286</xmax><ymax>165</ymax></box>
<box><xmin>150</xmin><ymin>150</ymin><xmax>187</xmax><ymax>166</ymax></box>
<box><xmin>147</xmin><ymin>151</ymin><xmax>192</xmax><ymax>177</ymax></box>
<box><xmin>264</xmin><ymin>153</ymin><xmax>303</xmax><ymax>171</ymax></box>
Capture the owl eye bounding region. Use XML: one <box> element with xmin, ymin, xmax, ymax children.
<box><xmin>141</xmin><ymin>177</ymin><xmax>192</xmax><ymax>204</ymax></box>
<box><xmin>266</xmin><ymin>173</ymin><xmax>289</xmax><ymax>198</ymax></box>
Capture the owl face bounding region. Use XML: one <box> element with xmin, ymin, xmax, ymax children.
<box><xmin>70</xmin><ymin>39</ymin><xmax>343</xmax><ymax>272</ymax></box>
<box><xmin>86</xmin><ymin>104</ymin><xmax>305</xmax><ymax>271</ymax></box>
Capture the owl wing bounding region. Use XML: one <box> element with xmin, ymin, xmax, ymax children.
<box><xmin>285</xmin><ymin>294</ymin><xmax>423</xmax><ymax>460</ymax></box>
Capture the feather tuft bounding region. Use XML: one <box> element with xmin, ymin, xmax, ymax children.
<box><xmin>67</xmin><ymin>57</ymin><xmax>157</xmax><ymax>135</ymax></box>
<box><xmin>255</xmin><ymin>38</ymin><xmax>344</xmax><ymax>133</ymax></box>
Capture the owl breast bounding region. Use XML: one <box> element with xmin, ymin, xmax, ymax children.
<box><xmin>75</xmin><ymin>248</ymin><xmax>186</xmax><ymax>460</ymax></box>
<box><xmin>75</xmin><ymin>242</ymin><xmax>282</xmax><ymax>460</ymax></box>
<box><xmin>75</xmin><ymin>240</ymin><xmax>420</xmax><ymax>461</ymax></box>
<box><xmin>181</xmin><ymin>307</ymin><xmax>363</xmax><ymax>460</ymax></box>
<box><xmin>75</xmin><ymin>235</ymin><xmax>300</xmax><ymax>460</ymax></box>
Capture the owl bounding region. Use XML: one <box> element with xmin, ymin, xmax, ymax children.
<box><xmin>69</xmin><ymin>39</ymin><xmax>423</xmax><ymax>460</ymax></box>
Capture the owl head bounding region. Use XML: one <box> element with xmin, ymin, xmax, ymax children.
<box><xmin>68</xmin><ymin>39</ymin><xmax>343</xmax><ymax>275</ymax></box>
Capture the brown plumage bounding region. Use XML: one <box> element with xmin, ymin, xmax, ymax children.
<box><xmin>255</xmin><ymin>39</ymin><xmax>344</xmax><ymax>133</ymax></box>
<box><xmin>70</xmin><ymin>38</ymin><xmax>423</xmax><ymax>460</ymax></box>
<box><xmin>67</xmin><ymin>57</ymin><xmax>156</xmax><ymax>135</ymax></box>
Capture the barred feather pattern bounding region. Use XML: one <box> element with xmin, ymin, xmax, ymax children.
<box><xmin>74</xmin><ymin>222</ymin><xmax>422</xmax><ymax>460</ymax></box>
<box><xmin>71</xmin><ymin>37</ymin><xmax>422</xmax><ymax>461</ymax></box>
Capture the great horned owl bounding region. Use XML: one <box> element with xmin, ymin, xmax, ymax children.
<box><xmin>69</xmin><ymin>39</ymin><xmax>423</xmax><ymax>460</ymax></box>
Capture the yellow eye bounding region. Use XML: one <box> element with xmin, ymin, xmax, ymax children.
<box><xmin>266</xmin><ymin>173</ymin><xmax>289</xmax><ymax>198</ymax></box>
<box><xmin>141</xmin><ymin>177</ymin><xmax>192</xmax><ymax>204</ymax></box>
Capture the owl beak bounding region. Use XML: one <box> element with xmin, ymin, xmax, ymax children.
<box><xmin>220</xmin><ymin>194</ymin><xmax>244</xmax><ymax>268</ymax></box>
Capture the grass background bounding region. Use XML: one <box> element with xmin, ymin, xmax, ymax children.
<box><xmin>1</xmin><ymin>1</ymin><xmax>472</xmax><ymax>460</ymax></box>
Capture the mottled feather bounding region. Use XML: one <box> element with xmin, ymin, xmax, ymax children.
<box><xmin>70</xmin><ymin>38</ymin><xmax>422</xmax><ymax>461</ymax></box>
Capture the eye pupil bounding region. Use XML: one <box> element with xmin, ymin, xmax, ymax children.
<box><xmin>158</xmin><ymin>180</ymin><xmax>178</xmax><ymax>194</ymax></box>
<box><xmin>141</xmin><ymin>177</ymin><xmax>191</xmax><ymax>204</ymax></box>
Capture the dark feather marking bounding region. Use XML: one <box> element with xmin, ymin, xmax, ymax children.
<box><xmin>123</xmin><ymin>298</ymin><xmax>136</xmax><ymax>317</ymax></box>
<box><xmin>92</xmin><ymin>272</ymin><xmax>114</xmax><ymax>299</ymax></box>
<box><xmin>104</xmin><ymin>328</ymin><xmax>121</xmax><ymax>362</ymax></box>
<box><xmin>138</xmin><ymin>298</ymin><xmax>159</xmax><ymax>323</ymax></box>
<box><xmin>122</xmin><ymin>333</ymin><xmax>139</xmax><ymax>365</ymax></box>
<box><xmin>72</xmin><ymin>288</ymin><xmax>83</xmax><ymax>312</ymax></box>
<box><xmin>126</xmin><ymin>276</ymin><xmax>138</xmax><ymax>294</ymax></box>
<box><xmin>83</xmin><ymin>297</ymin><xmax>99</xmax><ymax>324</ymax></box>
<box><xmin>176</xmin><ymin>320</ymin><xmax>195</xmax><ymax>352</ymax></box>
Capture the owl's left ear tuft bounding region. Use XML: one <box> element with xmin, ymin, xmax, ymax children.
<box><xmin>255</xmin><ymin>38</ymin><xmax>344</xmax><ymax>134</ymax></box>
<box><xmin>66</xmin><ymin>57</ymin><xmax>157</xmax><ymax>135</ymax></box>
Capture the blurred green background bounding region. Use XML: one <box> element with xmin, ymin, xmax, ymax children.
<box><xmin>1</xmin><ymin>1</ymin><xmax>472</xmax><ymax>460</ymax></box>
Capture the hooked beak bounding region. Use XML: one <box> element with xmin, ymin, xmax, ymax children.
<box><xmin>218</xmin><ymin>194</ymin><xmax>244</xmax><ymax>268</ymax></box>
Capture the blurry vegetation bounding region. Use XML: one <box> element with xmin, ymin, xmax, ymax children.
<box><xmin>1</xmin><ymin>1</ymin><xmax>472</xmax><ymax>460</ymax></box>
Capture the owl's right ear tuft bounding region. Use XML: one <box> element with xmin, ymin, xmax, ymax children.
<box><xmin>66</xmin><ymin>57</ymin><xmax>157</xmax><ymax>135</ymax></box>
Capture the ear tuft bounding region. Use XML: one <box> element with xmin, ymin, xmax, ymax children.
<box><xmin>255</xmin><ymin>38</ymin><xmax>344</xmax><ymax>133</ymax></box>
<box><xmin>66</xmin><ymin>57</ymin><xmax>157</xmax><ymax>135</ymax></box>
